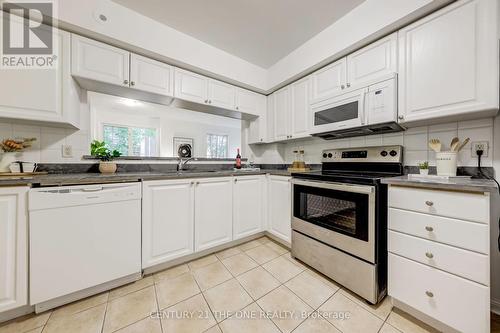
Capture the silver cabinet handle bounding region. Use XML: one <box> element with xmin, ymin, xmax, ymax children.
<box><xmin>346</xmin><ymin>83</ymin><xmax>351</xmax><ymax>88</ymax></box>
<box><xmin>425</xmin><ymin>201</ymin><xmax>434</xmax><ymax>206</ymax></box>
<box><xmin>234</xmin><ymin>178</ymin><xmax>238</xmax><ymax>183</ymax></box>
<box><xmin>398</xmin><ymin>115</ymin><xmax>404</xmax><ymax>120</ymax></box>
<box><xmin>425</xmin><ymin>291</ymin><xmax>434</xmax><ymax>298</ymax></box>
<box><xmin>425</xmin><ymin>252</ymin><xmax>434</xmax><ymax>259</ymax></box>
<box><xmin>204</xmin><ymin>99</ymin><xmax>208</xmax><ymax>103</ymax></box>
<box><xmin>208</xmin><ymin>100</ymin><xmax>212</xmax><ymax>104</ymax></box>
<box><xmin>425</xmin><ymin>226</ymin><xmax>434</xmax><ymax>232</ymax></box>
<box><xmin>236</xmin><ymin>106</ymin><xmax>239</xmax><ymax>110</ymax></box>
<box><xmin>130</xmin><ymin>81</ymin><xmax>135</xmax><ymax>86</ymax></box>
<box><xmin>260</xmin><ymin>138</ymin><xmax>263</xmax><ymax>142</ymax></box>
<box><xmin>341</xmin><ymin>84</ymin><xmax>345</xmax><ymax>89</ymax></box>
<box><xmin>123</xmin><ymin>80</ymin><xmax>129</xmax><ymax>85</ymax></box>
<box><xmin>195</xmin><ymin>181</ymin><xmax>200</xmax><ymax>185</ymax></box>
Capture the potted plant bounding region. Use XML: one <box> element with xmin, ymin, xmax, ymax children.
<box><xmin>90</xmin><ymin>140</ymin><xmax>122</xmax><ymax>174</ymax></box>
<box><xmin>418</xmin><ymin>161</ymin><xmax>429</xmax><ymax>176</ymax></box>
<box><xmin>0</xmin><ymin>138</ymin><xmax>37</xmax><ymax>172</ymax></box>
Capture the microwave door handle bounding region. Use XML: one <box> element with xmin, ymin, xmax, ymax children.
<box><xmin>360</xmin><ymin>90</ymin><xmax>367</xmax><ymax>125</ymax></box>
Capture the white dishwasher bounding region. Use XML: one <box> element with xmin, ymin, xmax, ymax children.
<box><xmin>29</xmin><ymin>182</ymin><xmax>142</xmax><ymax>311</ymax></box>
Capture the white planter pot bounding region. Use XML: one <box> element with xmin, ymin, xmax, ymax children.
<box><xmin>99</xmin><ymin>161</ymin><xmax>117</xmax><ymax>174</ymax></box>
<box><xmin>0</xmin><ymin>152</ymin><xmax>18</xmax><ymax>172</ymax></box>
<box><xmin>419</xmin><ymin>169</ymin><xmax>429</xmax><ymax>175</ymax></box>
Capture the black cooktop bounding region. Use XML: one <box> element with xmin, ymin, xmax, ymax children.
<box><xmin>292</xmin><ymin>170</ymin><xmax>401</xmax><ymax>185</ymax></box>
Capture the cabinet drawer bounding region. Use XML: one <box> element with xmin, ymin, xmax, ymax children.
<box><xmin>388</xmin><ymin>186</ymin><xmax>488</xmax><ymax>223</ymax></box>
<box><xmin>388</xmin><ymin>208</ymin><xmax>489</xmax><ymax>254</ymax></box>
<box><xmin>388</xmin><ymin>231</ymin><xmax>488</xmax><ymax>285</ymax></box>
<box><xmin>389</xmin><ymin>254</ymin><xmax>489</xmax><ymax>333</ymax></box>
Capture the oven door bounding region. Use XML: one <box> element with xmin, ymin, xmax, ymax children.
<box><xmin>310</xmin><ymin>88</ymin><xmax>367</xmax><ymax>135</ymax></box>
<box><xmin>291</xmin><ymin>179</ymin><xmax>376</xmax><ymax>263</ymax></box>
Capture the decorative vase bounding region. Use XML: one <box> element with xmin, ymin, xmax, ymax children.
<box><xmin>99</xmin><ymin>161</ymin><xmax>117</xmax><ymax>174</ymax></box>
<box><xmin>0</xmin><ymin>152</ymin><xmax>17</xmax><ymax>172</ymax></box>
<box><xmin>419</xmin><ymin>168</ymin><xmax>429</xmax><ymax>176</ymax></box>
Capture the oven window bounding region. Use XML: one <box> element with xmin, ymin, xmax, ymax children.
<box><xmin>314</xmin><ymin>101</ymin><xmax>358</xmax><ymax>126</ymax></box>
<box><xmin>293</xmin><ymin>184</ymin><xmax>369</xmax><ymax>241</ymax></box>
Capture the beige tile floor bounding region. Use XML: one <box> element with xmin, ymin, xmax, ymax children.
<box><xmin>0</xmin><ymin>237</ymin><xmax>445</xmax><ymax>333</ymax></box>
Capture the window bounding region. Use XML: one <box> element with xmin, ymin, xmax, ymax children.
<box><xmin>103</xmin><ymin>124</ymin><xmax>158</xmax><ymax>157</ymax></box>
<box><xmin>206</xmin><ymin>134</ymin><xmax>228</xmax><ymax>158</ymax></box>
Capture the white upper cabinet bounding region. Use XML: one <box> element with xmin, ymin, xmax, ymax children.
<box><xmin>174</xmin><ymin>68</ymin><xmax>209</xmax><ymax>104</ymax></box>
<box><xmin>233</xmin><ymin>176</ymin><xmax>265</xmax><ymax>240</ymax></box>
<box><xmin>208</xmin><ymin>79</ymin><xmax>236</xmax><ymax>109</ymax></box>
<box><xmin>311</xmin><ymin>58</ymin><xmax>347</xmax><ymax>101</ymax></box>
<box><xmin>194</xmin><ymin>177</ymin><xmax>233</xmax><ymax>252</ymax></box>
<box><xmin>290</xmin><ymin>77</ymin><xmax>311</xmax><ymax>138</ymax></box>
<box><xmin>274</xmin><ymin>87</ymin><xmax>291</xmax><ymax>141</ymax></box>
<box><xmin>267</xmin><ymin>176</ymin><xmax>292</xmax><ymax>243</ymax></box>
<box><xmin>0</xmin><ymin>21</ymin><xmax>80</xmax><ymax>128</ymax></box>
<box><xmin>0</xmin><ymin>187</ymin><xmax>28</xmax><ymax>313</ymax></box>
<box><xmin>266</xmin><ymin>94</ymin><xmax>276</xmax><ymax>142</ymax></box>
<box><xmin>347</xmin><ymin>33</ymin><xmax>397</xmax><ymax>87</ymax></box>
<box><xmin>72</xmin><ymin>34</ymin><xmax>130</xmax><ymax>87</ymax></box>
<box><xmin>398</xmin><ymin>0</ymin><xmax>499</xmax><ymax>123</ymax></box>
<box><xmin>129</xmin><ymin>54</ymin><xmax>174</xmax><ymax>96</ymax></box>
<box><xmin>142</xmin><ymin>180</ymin><xmax>194</xmax><ymax>269</ymax></box>
<box><xmin>235</xmin><ymin>89</ymin><xmax>263</xmax><ymax>116</ymax></box>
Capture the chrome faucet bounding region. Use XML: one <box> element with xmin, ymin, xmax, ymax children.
<box><xmin>177</xmin><ymin>157</ymin><xmax>196</xmax><ymax>171</ymax></box>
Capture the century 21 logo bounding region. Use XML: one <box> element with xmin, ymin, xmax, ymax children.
<box><xmin>2</xmin><ymin>2</ymin><xmax>53</xmax><ymax>55</ymax></box>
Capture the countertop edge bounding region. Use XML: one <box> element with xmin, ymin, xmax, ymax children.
<box><xmin>381</xmin><ymin>176</ymin><xmax>498</xmax><ymax>193</ymax></box>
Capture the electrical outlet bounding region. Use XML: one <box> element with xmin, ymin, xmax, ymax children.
<box><xmin>471</xmin><ymin>141</ymin><xmax>489</xmax><ymax>157</ymax></box>
<box><xmin>62</xmin><ymin>144</ymin><xmax>73</xmax><ymax>158</ymax></box>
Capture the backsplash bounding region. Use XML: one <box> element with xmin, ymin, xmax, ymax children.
<box><xmin>246</xmin><ymin>118</ymin><xmax>495</xmax><ymax>167</ymax></box>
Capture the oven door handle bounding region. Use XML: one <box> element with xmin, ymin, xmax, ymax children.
<box><xmin>291</xmin><ymin>178</ymin><xmax>375</xmax><ymax>195</ymax></box>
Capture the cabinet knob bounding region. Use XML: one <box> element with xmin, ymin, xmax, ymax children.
<box><xmin>130</xmin><ymin>81</ymin><xmax>135</xmax><ymax>86</ymax></box>
<box><xmin>123</xmin><ymin>80</ymin><xmax>129</xmax><ymax>85</ymax></box>
<box><xmin>425</xmin><ymin>201</ymin><xmax>434</xmax><ymax>207</ymax></box>
<box><xmin>204</xmin><ymin>99</ymin><xmax>208</xmax><ymax>103</ymax></box>
<box><xmin>260</xmin><ymin>138</ymin><xmax>263</xmax><ymax>142</ymax></box>
<box><xmin>346</xmin><ymin>83</ymin><xmax>351</xmax><ymax>88</ymax></box>
<box><xmin>341</xmin><ymin>84</ymin><xmax>345</xmax><ymax>89</ymax></box>
<box><xmin>425</xmin><ymin>291</ymin><xmax>434</xmax><ymax>298</ymax></box>
<box><xmin>236</xmin><ymin>106</ymin><xmax>239</xmax><ymax>110</ymax></box>
<box><xmin>425</xmin><ymin>226</ymin><xmax>434</xmax><ymax>232</ymax></box>
<box><xmin>208</xmin><ymin>100</ymin><xmax>212</xmax><ymax>104</ymax></box>
<box><xmin>425</xmin><ymin>252</ymin><xmax>434</xmax><ymax>259</ymax></box>
<box><xmin>234</xmin><ymin>179</ymin><xmax>238</xmax><ymax>183</ymax></box>
<box><xmin>398</xmin><ymin>115</ymin><xmax>404</xmax><ymax>120</ymax></box>
<box><xmin>190</xmin><ymin>181</ymin><xmax>194</xmax><ymax>186</ymax></box>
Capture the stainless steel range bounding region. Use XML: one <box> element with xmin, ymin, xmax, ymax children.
<box><xmin>291</xmin><ymin>145</ymin><xmax>403</xmax><ymax>304</ymax></box>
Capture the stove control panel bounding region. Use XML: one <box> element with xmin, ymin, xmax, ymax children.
<box><xmin>321</xmin><ymin>145</ymin><xmax>403</xmax><ymax>163</ymax></box>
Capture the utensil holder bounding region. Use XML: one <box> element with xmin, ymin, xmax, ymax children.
<box><xmin>435</xmin><ymin>151</ymin><xmax>457</xmax><ymax>176</ymax></box>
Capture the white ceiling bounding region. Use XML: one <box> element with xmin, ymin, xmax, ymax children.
<box><xmin>111</xmin><ymin>0</ymin><xmax>365</xmax><ymax>68</ymax></box>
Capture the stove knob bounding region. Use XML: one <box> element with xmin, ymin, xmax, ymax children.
<box><xmin>380</xmin><ymin>151</ymin><xmax>388</xmax><ymax>157</ymax></box>
<box><xmin>323</xmin><ymin>153</ymin><xmax>328</xmax><ymax>158</ymax></box>
<box><xmin>389</xmin><ymin>150</ymin><xmax>398</xmax><ymax>157</ymax></box>
<box><xmin>328</xmin><ymin>153</ymin><xmax>333</xmax><ymax>158</ymax></box>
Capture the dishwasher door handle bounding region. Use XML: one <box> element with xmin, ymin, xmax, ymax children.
<box><xmin>81</xmin><ymin>186</ymin><xmax>104</xmax><ymax>192</ymax></box>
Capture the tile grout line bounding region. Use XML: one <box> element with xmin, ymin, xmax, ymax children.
<box><xmin>152</xmin><ymin>282</ymin><xmax>165</xmax><ymax>333</ymax></box>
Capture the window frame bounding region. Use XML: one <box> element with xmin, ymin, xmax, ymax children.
<box><xmin>102</xmin><ymin>123</ymin><xmax>160</xmax><ymax>157</ymax></box>
<box><xmin>206</xmin><ymin>133</ymin><xmax>229</xmax><ymax>159</ymax></box>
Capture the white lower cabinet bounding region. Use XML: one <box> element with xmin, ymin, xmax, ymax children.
<box><xmin>388</xmin><ymin>185</ymin><xmax>491</xmax><ymax>333</ymax></box>
<box><xmin>142</xmin><ymin>180</ymin><xmax>194</xmax><ymax>269</ymax></box>
<box><xmin>267</xmin><ymin>175</ymin><xmax>292</xmax><ymax>243</ymax></box>
<box><xmin>233</xmin><ymin>176</ymin><xmax>265</xmax><ymax>240</ymax></box>
<box><xmin>0</xmin><ymin>187</ymin><xmax>28</xmax><ymax>313</ymax></box>
<box><xmin>194</xmin><ymin>177</ymin><xmax>233</xmax><ymax>252</ymax></box>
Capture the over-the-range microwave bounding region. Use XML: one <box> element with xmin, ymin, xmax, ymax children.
<box><xmin>310</xmin><ymin>77</ymin><xmax>404</xmax><ymax>139</ymax></box>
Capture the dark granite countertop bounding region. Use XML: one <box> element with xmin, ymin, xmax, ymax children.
<box><xmin>0</xmin><ymin>169</ymin><xmax>294</xmax><ymax>187</ymax></box>
<box><xmin>381</xmin><ymin>175</ymin><xmax>498</xmax><ymax>193</ymax></box>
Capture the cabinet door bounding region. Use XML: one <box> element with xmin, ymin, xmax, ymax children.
<box><xmin>273</xmin><ymin>87</ymin><xmax>291</xmax><ymax>141</ymax></box>
<box><xmin>71</xmin><ymin>34</ymin><xmax>130</xmax><ymax>87</ymax></box>
<box><xmin>290</xmin><ymin>77</ymin><xmax>311</xmax><ymax>138</ymax></box>
<box><xmin>267</xmin><ymin>176</ymin><xmax>292</xmax><ymax>243</ymax></box>
<box><xmin>174</xmin><ymin>68</ymin><xmax>209</xmax><ymax>104</ymax></box>
<box><xmin>142</xmin><ymin>180</ymin><xmax>194</xmax><ymax>268</ymax></box>
<box><xmin>129</xmin><ymin>54</ymin><xmax>174</xmax><ymax>96</ymax></box>
<box><xmin>398</xmin><ymin>0</ymin><xmax>498</xmax><ymax>123</ymax></box>
<box><xmin>247</xmin><ymin>115</ymin><xmax>267</xmax><ymax>144</ymax></box>
<box><xmin>233</xmin><ymin>176</ymin><xmax>264</xmax><ymax>239</ymax></box>
<box><xmin>266</xmin><ymin>94</ymin><xmax>275</xmax><ymax>142</ymax></box>
<box><xmin>194</xmin><ymin>178</ymin><xmax>233</xmax><ymax>251</ymax></box>
<box><xmin>235</xmin><ymin>89</ymin><xmax>262</xmax><ymax>116</ymax></box>
<box><xmin>0</xmin><ymin>22</ymin><xmax>80</xmax><ymax>127</ymax></box>
<box><xmin>311</xmin><ymin>58</ymin><xmax>347</xmax><ymax>101</ymax></box>
<box><xmin>0</xmin><ymin>187</ymin><xmax>28</xmax><ymax>313</ymax></box>
<box><xmin>207</xmin><ymin>79</ymin><xmax>235</xmax><ymax>110</ymax></box>
<box><xmin>347</xmin><ymin>33</ymin><xmax>397</xmax><ymax>87</ymax></box>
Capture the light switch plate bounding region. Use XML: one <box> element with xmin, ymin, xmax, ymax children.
<box><xmin>62</xmin><ymin>144</ymin><xmax>73</xmax><ymax>158</ymax></box>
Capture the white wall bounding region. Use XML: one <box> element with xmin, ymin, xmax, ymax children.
<box><xmin>245</xmin><ymin>118</ymin><xmax>495</xmax><ymax>167</ymax></box>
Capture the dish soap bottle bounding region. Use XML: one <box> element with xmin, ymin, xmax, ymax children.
<box><xmin>235</xmin><ymin>148</ymin><xmax>242</xmax><ymax>169</ymax></box>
